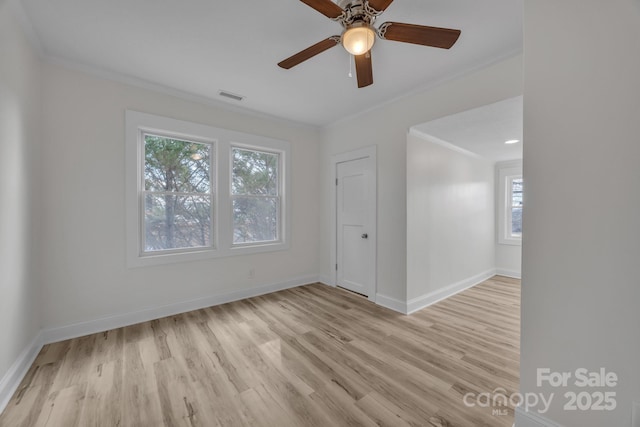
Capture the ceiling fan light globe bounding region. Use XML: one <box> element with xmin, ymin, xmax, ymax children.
<box><xmin>342</xmin><ymin>26</ymin><xmax>376</xmax><ymax>55</ymax></box>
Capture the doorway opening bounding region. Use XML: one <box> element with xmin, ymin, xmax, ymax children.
<box><xmin>407</xmin><ymin>95</ymin><xmax>523</xmax><ymax>308</ymax></box>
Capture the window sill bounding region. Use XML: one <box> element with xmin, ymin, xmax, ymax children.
<box><xmin>128</xmin><ymin>241</ymin><xmax>290</xmax><ymax>268</ymax></box>
<box><xmin>498</xmin><ymin>238</ymin><xmax>522</xmax><ymax>247</ymax></box>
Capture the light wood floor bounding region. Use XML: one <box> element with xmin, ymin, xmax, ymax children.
<box><xmin>0</xmin><ymin>276</ymin><xmax>520</xmax><ymax>427</ymax></box>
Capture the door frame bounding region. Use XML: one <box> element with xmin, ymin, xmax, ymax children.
<box><xmin>331</xmin><ymin>145</ymin><xmax>377</xmax><ymax>302</ymax></box>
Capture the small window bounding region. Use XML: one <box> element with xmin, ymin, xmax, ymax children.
<box><xmin>508</xmin><ymin>176</ymin><xmax>523</xmax><ymax>237</ymax></box>
<box><xmin>231</xmin><ymin>147</ymin><xmax>281</xmax><ymax>245</ymax></box>
<box><xmin>142</xmin><ymin>134</ymin><xmax>213</xmax><ymax>253</ymax></box>
<box><xmin>497</xmin><ymin>163</ymin><xmax>523</xmax><ymax>245</ymax></box>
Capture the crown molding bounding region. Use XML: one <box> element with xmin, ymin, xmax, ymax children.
<box><xmin>409</xmin><ymin>127</ymin><xmax>484</xmax><ymax>159</ymax></box>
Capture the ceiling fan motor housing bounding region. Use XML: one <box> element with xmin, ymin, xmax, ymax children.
<box><xmin>335</xmin><ymin>0</ymin><xmax>381</xmax><ymax>27</ymax></box>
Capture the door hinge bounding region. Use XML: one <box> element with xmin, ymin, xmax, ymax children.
<box><xmin>335</xmin><ymin>178</ymin><xmax>338</xmax><ymax>185</ymax></box>
<box><xmin>335</xmin><ymin>263</ymin><xmax>338</xmax><ymax>271</ymax></box>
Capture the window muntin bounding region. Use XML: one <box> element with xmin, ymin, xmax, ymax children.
<box><xmin>142</xmin><ymin>134</ymin><xmax>213</xmax><ymax>253</ymax></box>
<box><xmin>231</xmin><ymin>147</ymin><xmax>281</xmax><ymax>245</ymax></box>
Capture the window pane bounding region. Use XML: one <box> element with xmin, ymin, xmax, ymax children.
<box><xmin>511</xmin><ymin>207</ymin><xmax>523</xmax><ymax>234</ymax></box>
<box><xmin>144</xmin><ymin>134</ymin><xmax>211</xmax><ymax>193</ymax></box>
<box><xmin>232</xmin><ymin>148</ymin><xmax>278</xmax><ymax>196</ymax></box>
<box><xmin>511</xmin><ymin>178</ymin><xmax>523</xmax><ymax>207</ymax></box>
<box><xmin>144</xmin><ymin>194</ymin><xmax>212</xmax><ymax>251</ymax></box>
<box><xmin>233</xmin><ymin>197</ymin><xmax>278</xmax><ymax>243</ymax></box>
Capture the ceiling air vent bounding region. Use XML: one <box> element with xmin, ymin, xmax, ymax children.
<box><xmin>218</xmin><ymin>90</ymin><xmax>245</xmax><ymax>102</ymax></box>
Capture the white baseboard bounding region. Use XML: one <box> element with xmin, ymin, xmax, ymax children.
<box><xmin>496</xmin><ymin>268</ymin><xmax>522</xmax><ymax>279</ymax></box>
<box><xmin>41</xmin><ymin>275</ymin><xmax>319</xmax><ymax>345</ymax></box>
<box><xmin>375</xmin><ymin>293</ymin><xmax>407</xmax><ymax>314</ymax></box>
<box><xmin>0</xmin><ymin>331</ymin><xmax>44</xmax><ymax>414</ymax></box>
<box><xmin>318</xmin><ymin>275</ymin><xmax>336</xmax><ymax>287</ymax></box>
<box><xmin>376</xmin><ymin>269</ymin><xmax>498</xmax><ymax>315</ymax></box>
<box><xmin>406</xmin><ymin>268</ymin><xmax>497</xmax><ymax>315</ymax></box>
<box><xmin>515</xmin><ymin>406</ymin><xmax>564</xmax><ymax>427</ymax></box>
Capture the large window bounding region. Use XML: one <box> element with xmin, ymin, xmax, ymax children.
<box><xmin>126</xmin><ymin>111</ymin><xmax>290</xmax><ymax>267</ymax></box>
<box><xmin>497</xmin><ymin>162</ymin><xmax>523</xmax><ymax>245</ymax></box>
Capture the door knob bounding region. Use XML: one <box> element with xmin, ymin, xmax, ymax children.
<box><xmin>361</xmin><ymin>233</ymin><xmax>368</xmax><ymax>239</ymax></box>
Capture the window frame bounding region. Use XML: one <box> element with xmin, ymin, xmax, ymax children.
<box><xmin>126</xmin><ymin>110</ymin><xmax>290</xmax><ymax>267</ymax></box>
<box><xmin>229</xmin><ymin>144</ymin><xmax>284</xmax><ymax>248</ymax></box>
<box><xmin>497</xmin><ymin>162</ymin><xmax>523</xmax><ymax>246</ymax></box>
<box><xmin>140</xmin><ymin>131</ymin><xmax>217</xmax><ymax>256</ymax></box>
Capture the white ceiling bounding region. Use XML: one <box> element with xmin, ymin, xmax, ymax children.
<box><xmin>20</xmin><ymin>0</ymin><xmax>522</xmax><ymax>127</ymax></box>
<box><xmin>412</xmin><ymin>96</ymin><xmax>522</xmax><ymax>162</ymax></box>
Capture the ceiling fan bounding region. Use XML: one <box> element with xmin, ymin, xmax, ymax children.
<box><xmin>277</xmin><ymin>0</ymin><xmax>461</xmax><ymax>88</ymax></box>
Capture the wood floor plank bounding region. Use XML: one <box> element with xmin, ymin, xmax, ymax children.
<box><xmin>356</xmin><ymin>390</ymin><xmax>427</xmax><ymax>427</ymax></box>
<box><xmin>355</xmin><ymin>393</ymin><xmax>413</xmax><ymax>427</ymax></box>
<box><xmin>192</xmin><ymin>321</ymin><xmax>250</xmax><ymax>394</ymax></box>
<box><xmin>0</xmin><ymin>385</ymin><xmax>49</xmax><ymax>427</ymax></box>
<box><xmin>48</xmin><ymin>334</ymin><xmax>96</xmax><ymax>391</ymax></box>
<box><xmin>76</xmin><ymin>360</ymin><xmax>123</xmax><ymax>427</ymax></box>
<box><xmin>240</xmin><ymin>384</ymin><xmax>300</xmax><ymax>427</ymax></box>
<box><xmin>33</xmin><ymin>385</ymin><xmax>85</xmax><ymax>427</ymax></box>
<box><xmin>0</xmin><ymin>276</ymin><xmax>520</xmax><ymax>427</ymax></box>
<box><xmin>121</xmin><ymin>341</ymin><xmax>164</xmax><ymax>427</ymax></box>
<box><xmin>238</xmin><ymin>387</ymin><xmax>295</xmax><ymax>427</ymax></box>
<box><xmin>308</xmin><ymin>383</ymin><xmax>379</xmax><ymax>427</ymax></box>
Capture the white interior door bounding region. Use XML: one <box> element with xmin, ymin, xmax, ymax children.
<box><xmin>336</xmin><ymin>157</ymin><xmax>373</xmax><ymax>296</ymax></box>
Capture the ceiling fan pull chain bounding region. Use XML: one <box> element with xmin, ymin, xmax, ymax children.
<box><xmin>348</xmin><ymin>55</ymin><xmax>353</xmax><ymax>78</ymax></box>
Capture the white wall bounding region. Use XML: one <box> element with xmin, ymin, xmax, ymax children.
<box><xmin>495</xmin><ymin>244</ymin><xmax>521</xmax><ymax>278</ymax></box>
<box><xmin>519</xmin><ymin>1</ymin><xmax>640</xmax><ymax>426</ymax></box>
<box><xmin>39</xmin><ymin>62</ymin><xmax>322</xmax><ymax>329</ymax></box>
<box><xmin>320</xmin><ymin>54</ymin><xmax>523</xmax><ymax>304</ymax></box>
<box><xmin>406</xmin><ymin>132</ymin><xmax>495</xmax><ymax>304</ymax></box>
<box><xmin>0</xmin><ymin>0</ymin><xmax>42</xmax><ymax>383</ymax></box>
<box><xmin>495</xmin><ymin>160</ymin><xmax>522</xmax><ymax>278</ymax></box>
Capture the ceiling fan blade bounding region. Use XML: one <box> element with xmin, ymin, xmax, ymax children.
<box><xmin>299</xmin><ymin>0</ymin><xmax>344</xmax><ymax>19</ymax></box>
<box><xmin>278</xmin><ymin>37</ymin><xmax>341</xmax><ymax>69</ymax></box>
<box><xmin>367</xmin><ymin>0</ymin><xmax>395</xmax><ymax>12</ymax></box>
<box><xmin>379</xmin><ymin>22</ymin><xmax>461</xmax><ymax>49</ymax></box>
<box><xmin>354</xmin><ymin>53</ymin><xmax>373</xmax><ymax>88</ymax></box>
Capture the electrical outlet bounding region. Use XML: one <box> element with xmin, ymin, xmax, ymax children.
<box><xmin>248</xmin><ymin>268</ymin><xmax>255</xmax><ymax>279</ymax></box>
